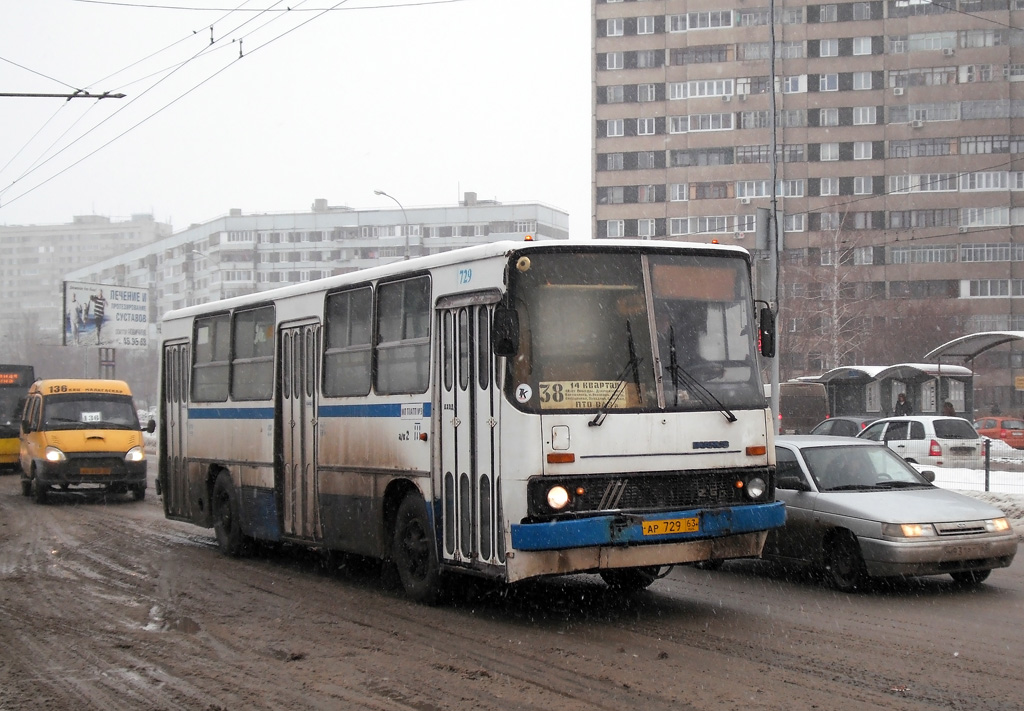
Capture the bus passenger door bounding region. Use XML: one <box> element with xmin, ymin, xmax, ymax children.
<box><xmin>161</xmin><ymin>340</ymin><xmax>191</xmax><ymax>519</ymax></box>
<box><xmin>438</xmin><ymin>302</ymin><xmax>503</xmax><ymax>568</ymax></box>
<box><xmin>279</xmin><ymin>321</ymin><xmax>321</xmax><ymax>542</ymax></box>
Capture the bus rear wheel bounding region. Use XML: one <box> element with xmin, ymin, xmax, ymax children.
<box><xmin>600</xmin><ymin>566</ymin><xmax>660</xmax><ymax>592</ymax></box>
<box><xmin>212</xmin><ymin>471</ymin><xmax>248</xmax><ymax>556</ymax></box>
<box><xmin>392</xmin><ymin>494</ymin><xmax>442</xmax><ymax>604</ymax></box>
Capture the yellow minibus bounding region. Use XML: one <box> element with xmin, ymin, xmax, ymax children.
<box><xmin>19</xmin><ymin>379</ymin><xmax>155</xmax><ymax>503</ymax></box>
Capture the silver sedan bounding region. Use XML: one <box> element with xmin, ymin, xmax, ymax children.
<box><xmin>767</xmin><ymin>436</ymin><xmax>1017</xmax><ymax>591</ymax></box>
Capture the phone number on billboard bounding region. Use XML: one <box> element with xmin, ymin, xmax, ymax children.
<box><xmin>121</xmin><ymin>337</ymin><xmax>148</xmax><ymax>346</ymax></box>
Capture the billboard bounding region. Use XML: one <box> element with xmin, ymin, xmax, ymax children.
<box><xmin>63</xmin><ymin>281</ymin><xmax>151</xmax><ymax>350</ymax></box>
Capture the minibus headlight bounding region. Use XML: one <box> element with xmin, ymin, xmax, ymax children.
<box><xmin>546</xmin><ymin>485</ymin><xmax>570</xmax><ymax>510</ymax></box>
<box><xmin>44</xmin><ymin>446</ymin><xmax>66</xmax><ymax>463</ymax></box>
<box><xmin>125</xmin><ymin>446</ymin><xmax>145</xmax><ymax>463</ymax></box>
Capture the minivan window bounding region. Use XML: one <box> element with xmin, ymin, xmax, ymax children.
<box><xmin>41</xmin><ymin>393</ymin><xmax>140</xmax><ymax>430</ymax></box>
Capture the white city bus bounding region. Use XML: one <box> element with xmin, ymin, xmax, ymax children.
<box><xmin>159</xmin><ymin>240</ymin><xmax>784</xmax><ymax>602</ymax></box>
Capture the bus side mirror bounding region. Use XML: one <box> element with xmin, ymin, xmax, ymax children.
<box><xmin>146</xmin><ymin>419</ymin><xmax>156</xmax><ymax>434</ymax></box>
<box><xmin>758</xmin><ymin>306</ymin><xmax>776</xmax><ymax>358</ymax></box>
<box><xmin>21</xmin><ymin>419</ymin><xmax>33</xmax><ymax>434</ymax></box>
<box><xmin>492</xmin><ymin>307</ymin><xmax>519</xmax><ymax>357</ymax></box>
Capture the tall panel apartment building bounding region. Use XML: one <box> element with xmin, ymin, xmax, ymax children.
<box><xmin>593</xmin><ymin>0</ymin><xmax>1024</xmax><ymax>410</ymax></box>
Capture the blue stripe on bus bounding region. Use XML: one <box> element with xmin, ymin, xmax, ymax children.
<box><xmin>319</xmin><ymin>403</ymin><xmax>432</xmax><ymax>418</ymax></box>
<box><xmin>188</xmin><ymin>407</ymin><xmax>275</xmax><ymax>420</ymax></box>
<box><xmin>509</xmin><ymin>501</ymin><xmax>786</xmax><ymax>552</ymax></box>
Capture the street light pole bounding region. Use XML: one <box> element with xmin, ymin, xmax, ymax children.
<box><xmin>374</xmin><ymin>189</ymin><xmax>410</xmax><ymax>260</ymax></box>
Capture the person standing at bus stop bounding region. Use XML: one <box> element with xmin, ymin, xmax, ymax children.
<box><xmin>894</xmin><ymin>392</ymin><xmax>913</xmax><ymax>416</ymax></box>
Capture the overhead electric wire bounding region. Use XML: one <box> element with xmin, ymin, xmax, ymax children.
<box><xmin>1</xmin><ymin>0</ymin><xmax>324</xmax><ymax>208</ymax></box>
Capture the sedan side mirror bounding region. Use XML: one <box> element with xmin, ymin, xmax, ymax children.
<box><xmin>918</xmin><ymin>469</ymin><xmax>936</xmax><ymax>483</ymax></box>
<box><xmin>777</xmin><ymin>473</ymin><xmax>810</xmax><ymax>491</ymax></box>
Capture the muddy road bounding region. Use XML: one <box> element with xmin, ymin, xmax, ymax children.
<box><xmin>1</xmin><ymin>470</ymin><xmax>1022</xmax><ymax>711</ymax></box>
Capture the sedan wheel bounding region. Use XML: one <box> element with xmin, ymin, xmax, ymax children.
<box><xmin>824</xmin><ymin>533</ymin><xmax>867</xmax><ymax>592</ymax></box>
<box><xmin>950</xmin><ymin>569</ymin><xmax>991</xmax><ymax>586</ymax></box>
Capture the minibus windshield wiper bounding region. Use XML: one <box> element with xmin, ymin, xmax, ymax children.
<box><xmin>590</xmin><ymin>321</ymin><xmax>644</xmax><ymax>427</ymax></box>
<box><xmin>665</xmin><ymin>329</ymin><xmax>736</xmax><ymax>423</ymax></box>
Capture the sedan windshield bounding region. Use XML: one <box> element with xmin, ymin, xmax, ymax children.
<box><xmin>801</xmin><ymin>445</ymin><xmax>931</xmax><ymax>492</ymax></box>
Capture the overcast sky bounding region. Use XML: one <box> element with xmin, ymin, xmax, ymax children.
<box><xmin>0</xmin><ymin>0</ymin><xmax>593</xmax><ymax>236</ymax></box>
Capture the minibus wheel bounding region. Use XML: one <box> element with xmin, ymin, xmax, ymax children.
<box><xmin>32</xmin><ymin>474</ymin><xmax>49</xmax><ymax>505</ymax></box>
<box><xmin>392</xmin><ymin>494</ymin><xmax>442</xmax><ymax>604</ymax></box>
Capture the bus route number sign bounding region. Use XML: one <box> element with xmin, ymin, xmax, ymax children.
<box><xmin>642</xmin><ymin>517</ymin><xmax>699</xmax><ymax>536</ymax></box>
<box><xmin>539</xmin><ymin>380</ymin><xmax>629</xmax><ymax>409</ymax></box>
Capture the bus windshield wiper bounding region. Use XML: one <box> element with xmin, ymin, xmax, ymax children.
<box><xmin>590</xmin><ymin>321</ymin><xmax>644</xmax><ymax>427</ymax></box>
<box><xmin>665</xmin><ymin>329</ymin><xmax>736</xmax><ymax>423</ymax></box>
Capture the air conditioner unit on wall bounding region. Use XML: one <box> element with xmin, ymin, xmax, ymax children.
<box><xmin>739</xmin><ymin>197</ymin><xmax>751</xmax><ymax>204</ymax></box>
<box><xmin>943</xmin><ymin>48</ymin><xmax>955</xmax><ymax>56</ymax></box>
<box><xmin>910</xmin><ymin>119</ymin><xmax>924</xmax><ymax>128</ymax></box>
<box><xmin>893</xmin><ymin>87</ymin><xmax>905</xmax><ymax>96</ymax></box>
<box><xmin>722</xmin><ymin>95</ymin><xmax>732</xmax><ymax>102</ymax></box>
<box><xmin>739</xmin><ymin>93</ymin><xmax>748</xmax><ymax>101</ymax></box>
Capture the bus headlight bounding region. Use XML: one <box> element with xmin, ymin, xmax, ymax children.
<box><xmin>44</xmin><ymin>446</ymin><xmax>66</xmax><ymax>463</ymax></box>
<box><xmin>125</xmin><ymin>446</ymin><xmax>145</xmax><ymax>463</ymax></box>
<box><xmin>546</xmin><ymin>485</ymin><xmax>570</xmax><ymax>510</ymax></box>
<box><xmin>744</xmin><ymin>477</ymin><xmax>767</xmax><ymax>499</ymax></box>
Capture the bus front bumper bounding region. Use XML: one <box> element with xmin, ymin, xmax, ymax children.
<box><xmin>505</xmin><ymin>502</ymin><xmax>786</xmax><ymax>583</ymax></box>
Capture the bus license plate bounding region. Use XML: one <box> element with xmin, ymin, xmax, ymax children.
<box><xmin>643</xmin><ymin>517</ymin><xmax>699</xmax><ymax>536</ymax></box>
<box><xmin>80</xmin><ymin>467</ymin><xmax>111</xmax><ymax>475</ymax></box>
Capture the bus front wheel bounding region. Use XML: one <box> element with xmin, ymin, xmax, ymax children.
<box><xmin>392</xmin><ymin>494</ymin><xmax>442</xmax><ymax>604</ymax></box>
<box><xmin>212</xmin><ymin>471</ymin><xmax>248</xmax><ymax>556</ymax></box>
<box><xmin>600</xmin><ymin>566</ymin><xmax>660</xmax><ymax>592</ymax></box>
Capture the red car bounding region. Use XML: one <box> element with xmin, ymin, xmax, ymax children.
<box><xmin>973</xmin><ymin>416</ymin><xmax>1024</xmax><ymax>450</ymax></box>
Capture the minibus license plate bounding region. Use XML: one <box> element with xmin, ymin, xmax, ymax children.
<box><xmin>643</xmin><ymin>517</ymin><xmax>698</xmax><ymax>536</ymax></box>
<box><xmin>80</xmin><ymin>467</ymin><xmax>111</xmax><ymax>475</ymax></box>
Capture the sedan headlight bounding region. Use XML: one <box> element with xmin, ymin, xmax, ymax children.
<box><xmin>124</xmin><ymin>446</ymin><xmax>145</xmax><ymax>463</ymax></box>
<box><xmin>987</xmin><ymin>518</ymin><xmax>1010</xmax><ymax>533</ymax></box>
<box><xmin>882</xmin><ymin>523</ymin><xmax>937</xmax><ymax>538</ymax></box>
<box><xmin>44</xmin><ymin>446</ymin><xmax>66</xmax><ymax>463</ymax></box>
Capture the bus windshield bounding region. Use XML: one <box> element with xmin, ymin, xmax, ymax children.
<box><xmin>507</xmin><ymin>250</ymin><xmax>765</xmax><ymax>414</ymax></box>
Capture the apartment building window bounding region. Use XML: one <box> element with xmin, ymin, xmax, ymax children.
<box><xmin>669</xmin><ymin>116</ymin><xmax>688</xmax><ymax>134</ymax></box>
<box><xmin>693</xmin><ymin>182</ymin><xmax>729</xmax><ymax>199</ymax></box>
<box><xmin>820</xmin><ymin>108</ymin><xmax>839</xmax><ymax>126</ymax></box>
<box><xmin>821</xmin><ymin>143</ymin><xmax>840</xmax><ymax>161</ymax></box>
<box><xmin>607</xmin><ymin>119</ymin><xmax>624</xmax><ymax>137</ymax></box>
<box><xmin>606</xmin><ymin>52</ymin><xmax>623</xmax><ymax>70</ymax></box>
<box><xmin>606</xmin><ymin>18</ymin><xmax>624</xmax><ymax>37</ymax></box>
<box><xmin>737</xmin><ymin>9</ymin><xmax>770</xmax><ymax>26</ymax></box>
<box><xmin>891</xmin><ymin>245</ymin><xmax>957</xmax><ymax>263</ymax></box>
<box><xmin>962</xmin><ymin>206</ymin><xmax>1010</xmax><ymax>227</ymax></box>
<box><xmin>854</xmin><ymin>176</ymin><xmax>873</xmax><ymax>194</ymax></box>
<box><xmin>740</xmin><ymin>42</ymin><xmax>772</xmax><ymax>61</ymax></box>
<box><xmin>780</xmin><ymin>41</ymin><xmax>806</xmax><ymax>59</ymax></box>
<box><xmin>782</xmin><ymin>144</ymin><xmax>806</xmax><ymax>162</ymax></box>
<box><xmin>919</xmin><ymin>173</ymin><xmax>958</xmax><ymax>191</ymax></box>
<box><xmin>637</xmin><ymin>151</ymin><xmax>657</xmax><ymax>169</ymax></box>
<box><xmin>854</xmin><ymin>141</ymin><xmax>873</xmax><ymax>159</ymax></box>
<box><xmin>853</xmin><ymin>37</ymin><xmax>872</xmax><ymax>56</ymax></box>
<box><xmin>969</xmin><ymin>279</ymin><xmax>1011</xmax><ymax>297</ymax></box>
<box><xmin>780</xmin><ymin>109</ymin><xmax>806</xmax><ymax>127</ymax></box>
<box><xmin>638</xmin><ymin>185</ymin><xmax>658</xmax><ymax>203</ymax></box>
<box><xmin>820</xmin><ymin>38</ymin><xmax>838</xmax><ymax>57</ymax></box>
<box><xmin>785</xmin><ymin>214</ymin><xmax>806</xmax><ymax>232</ymax></box>
<box><xmin>689</xmin><ymin>113</ymin><xmax>734</xmax><ymax>131</ymax></box>
<box><xmin>688</xmin><ymin>11</ymin><xmax>732</xmax><ymax>30</ymax></box>
<box><xmin>961</xmin><ymin>135</ymin><xmax>1024</xmax><ymax>154</ymax></box>
<box><xmin>671</xmin><ymin>147</ymin><xmax>734</xmax><ymax>166</ymax></box>
<box><xmin>962</xmin><ymin>243</ymin><xmax>1024</xmax><ymax>262</ymax></box>
<box><xmin>853</xmin><ymin>2</ymin><xmax>872</xmax><ymax>20</ymax></box>
<box><xmin>602</xmin><ymin>187</ymin><xmax>625</xmax><ymax>204</ymax></box>
<box><xmin>637</xmin><ymin>16</ymin><xmax>655</xmax><ymax>34</ymax></box>
<box><xmin>606</xmin><ymin>220</ymin><xmax>625</xmax><ymax>238</ymax></box>
<box><xmin>780</xmin><ymin>179</ymin><xmax>805</xmax><ymax>197</ymax></box>
<box><xmin>669</xmin><ymin>218</ymin><xmax>688</xmax><ymax>236</ymax></box>
<box><xmin>638</xmin><ymin>219</ymin><xmax>656</xmax><ymax>238</ymax></box>
<box><xmin>741</xmin><ymin>111</ymin><xmax>772</xmax><ymax>129</ymax></box>
<box><xmin>853</xmin><ymin>246</ymin><xmax>874</xmax><ymax>265</ymax></box>
<box><xmin>668</xmin><ymin>82</ymin><xmax>686</xmax><ymax>100</ymax></box>
<box><xmin>637</xmin><ymin>83</ymin><xmax>657</xmax><ymax>101</ymax></box>
<box><xmin>820</xmin><ymin>4</ymin><xmax>838</xmax><ymax>22</ymax></box>
<box><xmin>737</xmin><ymin>180</ymin><xmax>770</xmax><ymax>198</ymax></box>
<box><xmin>737</xmin><ymin>145</ymin><xmax>770</xmax><ymax>163</ymax></box>
<box><xmin>853</xmin><ymin>106</ymin><xmax>876</xmax><ymax>125</ymax></box>
<box><xmin>852</xmin><ymin>212</ymin><xmax>876</xmax><ymax>229</ymax></box>
<box><xmin>820</xmin><ymin>212</ymin><xmax>841</xmax><ymax>230</ymax></box>
<box><xmin>637</xmin><ymin>117</ymin><xmax>656</xmax><ymax>135</ymax></box>
<box><xmin>961</xmin><ymin>171</ymin><xmax>1009</xmax><ymax>191</ymax></box>
<box><xmin>671</xmin><ymin>45</ymin><xmax>730</xmax><ymax>64</ymax></box>
<box><xmin>636</xmin><ymin>50</ymin><xmax>660</xmax><ymax>68</ymax></box>
<box><xmin>853</xmin><ymin>72</ymin><xmax>872</xmax><ymax>90</ymax></box>
<box><xmin>820</xmin><ymin>74</ymin><xmax>839</xmax><ymax>91</ymax></box>
<box><xmin>668</xmin><ymin>14</ymin><xmax>687</xmax><ymax>32</ymax></box>
<box><xmin>605</xmin><ymin>153</ymin><xmax>624</xmax><ymax>170</ymax></box>
<box><xmin>605</xmin><ymin>85</ymin><xmax>625</xmax><ymax>103</ymax></box>
<box><xmin>670</xmin><ymin>183</ymin><xmax>688</xmax><ymax>201</ymax></box>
